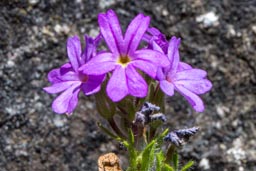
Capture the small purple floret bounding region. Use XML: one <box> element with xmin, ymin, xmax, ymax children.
<box><xmin>155</xmin><ymin>36</ymin><xmax>212</xmax><ymax>112</ymax></box>
<box><xmin>79</xmin><ymin>10</ymin><xmax>170</xmax><ymax>102</ymax></box>
<box><xmin>44</xmin><ymin>35</ymin><xmax>105</xmax><ymax>114</ymax></box>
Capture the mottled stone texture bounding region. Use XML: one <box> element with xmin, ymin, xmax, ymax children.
<box><xmin>0</xmin><ymin>0</ymin><xmax>255</xmax><ymax>170</ymax></box>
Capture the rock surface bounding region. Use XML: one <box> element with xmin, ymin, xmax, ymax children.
<box><xmin>0</xmin><ymin>0</ymin><xmax>255</xmax><ymax>170</ymax></box>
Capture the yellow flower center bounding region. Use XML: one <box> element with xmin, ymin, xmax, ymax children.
<box><xmin>117</xmin><ymin>55</ymin><xmax>131</xmax><ymax>67</ymax></box>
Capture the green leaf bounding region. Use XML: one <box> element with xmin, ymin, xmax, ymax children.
<box><xmin>128</xmin><ymin>129</ymin><xmax>135</xmax><ymax>145</ymax></box>
<box><xmin>140</xmin><ymin>140</ymin><xmax>156</xmax><ymax>171</ymax></box>
<box><xmin>162</xmin><ymin>163</ymin><xmax>175</xmax><ymax>171</ymax></box>
<box><xmin>125</xmin><ymin>129</ymin><xmax>137</xmax><ymax>170</ymax></box>
<box><xmin>156</xmin><ymin>152</ymin><xmax>165</xmax><ymax>171</ymax></box>
<box><xmin>156</xmin><ymin>129</ymin><xmax>169</xmax><ymax>143</ymax></box>
<box><xmin>181</xmin><ymin>161</ymin><xmax>194</xmax><ymax>171</ymax></box>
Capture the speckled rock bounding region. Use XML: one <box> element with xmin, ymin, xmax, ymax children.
<box><xmin>0</xmin><ymin>0</ymin><xmax>255</xmax><ymax>170</ymax></box>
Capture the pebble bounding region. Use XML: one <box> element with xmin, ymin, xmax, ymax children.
<box><xmin>227</xmin><ymin>25</ymin><xmax>236</xmax><ymax>37</ymax></box>
<box><xmin>54</xmin><ymin>24</ymin><xmax>70</xmax><ymax>35</ymax></box>
<box><xmin>226</xmin><ymin>137</ymin><xmax>246</xmax><ymax>164</ymax></box>
<box><xmin>15</xmin><ymin>150</ymin><xmax>28</xmax><ymax>157</ymax></box>
<box><xmin>89</xmin><ymin>29</ymin><xmax>99</xmax><ymax>38</ymax></box>
<box><xmin>29</xmin><ymin>0</ymin><xmax>40</xmax><ymax>5</ymax></box>
<box><xmin>162</xmin><ymin>9</ymin><xmax>169</xmax><ymax>16</ymax></box>
<box><xmin>53</xmin><ymin>116</ymin><xmax>67</xmax><ymax>127</ymax></box>
<box><xmin>98</xmin><ymin>0</ymin><xmax>116</xmax><ymax>9</ymax></box>
<box><xmin>227</xmin><ymin>147</ymin><xmax>246</xmax><ymax>164</ymax></box>
<box><xmin>6</xmin><ymin>60</ymin><xmax>15</xmax><ymax>68</ymax></box>
<box><xmin>42</xmin><ymin>26</ymin><xmax>54</xmax><ymax>37</ymax></box>
<box><xmin>196</xmin><ymin>11</ymin><xmax>219</xmax><ymax>27</ymax></box>
<box><xmin>252</xmin><ymin>25</ymin><xmax>256</xmax><ymax>34</ymax></box>
<box><xmin>239</xmin><ymin>166</ymin><xmax>244</xmax><ymax>171</ymax></box>
<box><xmin>216</xmin><ymin>105</ymin><xmax>229</xmax><ymax>118</ymax></box>
<box><xmin>199</xmin><ymin>158</ymin><xmax>210</xmax><ymax>170</ymax></box>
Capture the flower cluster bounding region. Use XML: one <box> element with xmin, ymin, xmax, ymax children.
<box><xmin>44</xmin><ymin>9</ymin><xmax>212</xmax><ymax>114</ymax></box>
<box><xmin>133</xmin><ymin>102</ymin><xmax>166</xmax><ymax>126</ymax></box>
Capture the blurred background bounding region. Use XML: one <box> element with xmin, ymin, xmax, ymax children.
<box><xmin>0</xmin><ymin>0</ymin><xmax>255</xmax><ymax>170</ymax></box>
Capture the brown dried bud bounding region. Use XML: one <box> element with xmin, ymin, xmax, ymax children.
<box><xmin>98</xmin><ymin>153</ymin><xmax>123</xmax><ymax>171</ymax></box>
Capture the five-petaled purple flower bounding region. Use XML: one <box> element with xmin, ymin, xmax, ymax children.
<box><xmin>44</xmin><ymin>35</ymin><xmax>105</xmax><ymax>114</ymax></box>
<box><xmin>79</xmin><ymin>10</ymin><xmax>169</xmax><ymax>102</ymax></box>
<box><xmin>155</xmin><ymin>36</ymin><xmax>212</xmax><ymax>112</ymax></box>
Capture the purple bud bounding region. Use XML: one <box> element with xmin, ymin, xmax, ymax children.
<box><xmin>175</xmin><ymin>127</ymin><xmax>199</xmax><ymax>139</ymax></box>
<box><xmin>133</xmin><ymin>112</ymin><xmax>146</xmax><ymax>126</ymax></box>
<box><xmin>164</xmin><ymin>127</ymin><xmax>199</xmax><ymax>146</ymax></box>
<box><xmin>149</xmin><ymin>113</ymin><xmax>167</xmax><ymax>123</ymax></box>
<box><xmin>140</xmin><ymin>102</ymin><xmax>160</xmax><ymax>115</ymax></box>
<box><xmin>164</xmin><ymin>132</ymin><xmax>182</xmax><ymax>146</ymax></box>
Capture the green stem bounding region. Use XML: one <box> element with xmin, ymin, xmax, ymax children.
<box><xmin>108</xmin><ymin>118</ymin><xmax>126</xmax><ymax>139</ymax></box>
<box><xmin>165</xmin><ymin>145</ymin><xmax>176</xmax><ymax>163</ymax></box>
<box><xmin>148</xmin><ymin>126</ymin><xmax>156</xmax><ymax>142</ymax></box>
<box><xmin>117</xmin><ymin>105</ymin><xmax>129</xmax><ymax>116</ymax></box>
<box><xmin>152</xmin><ymin>83</ymin><xmax>165</xmax><ymax>113</ymax></box>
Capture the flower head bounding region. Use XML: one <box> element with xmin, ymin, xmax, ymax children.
<box><xmin>156</xmin><ymin>36</ymin><xmax>212</xmax><ymax>112</ymax></box>
<box><xmin>44</xmin><ymin>35</ymin><xmax>105</xmax><ymax>114</ymax></box>
<box><xmin>79</xmin><ymin>10</ymin><xmax>169</xmax><ymax>102</ymax></box>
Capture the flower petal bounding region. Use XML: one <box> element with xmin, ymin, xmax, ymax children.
<box><xmin>152</xmin><ymin>41</ymin><xmax>164</xmax><ymax>53</ymax></box>
<box><xmin>48</xmin><ymin>68</ymin><xmax>62</xmax><ymax>84</ymax></box>
<box><xmin>131</xmin><ymin>59</ymin><xmax>158</xmax><ymax>78</ymax></box>
<box><xmin>134</xmin><ymin>49</ymin><xmax>170</xmax><ymax>67</ymax></box>
<box><xmin>174</xmin><ymin>69</ymin><xmax>207</xmax><ymax>81</ymax></box>
<box><xmin>168</xmin><ymin>37</ymin><xmax>181</xmax><ymax>73</ymax></box>
<box><xmin>60</xmin><ymin>71</ymin><xmax>79</xmax><ymax>81</ymax></box>
<box><xmin>67</xmin><ymin>36</ymin><xmax>82</xmax><ymax>71</ymax></box>
<box><xmin>60</xmin><ymin>63</ymin><xmax>73</xmax><ymax>74</ymax></box>
<box><xmin>177</xmin><ymin>62</ymin><xmax>192</xmax><ymax>71</ymax></box>
<box><xmin>47</xmin><ymin>63</ymin><xmax>75</xmax><ymax>84</ymax></box>
<box><xmin>175</xmin><ymin>79</ymin><xmax>212</xmax><ymax>95</ymax></box>
<box><xmin>79</xmin><ymin>52</ymin><xmax>116</xmax><ymax>75</ymax></box>
<box><xmin>147</xmin><ymin>27</ymin><xmax>162</xmax><ymax>36</ymax></box>
<box><xmin>156</xmin><ymin>67</ymin><xmax>166</xmax><ymax>80</ymax></box>
<box><xmin>124</xmin><ymin>14</ymin><xmax>150</xmax><ymax>55</ymax></box>
<box><xmin>106</xmin><ymin>66</ymin><xmax>128</xmax><ymax>102</ymax></box>
<box><xmin>82</xmin><ymin>35</ymin><xmax>95</xmax><ymax>63</ymax></box>
<box><xmin>66</xmin><ymin>87</ymin><xmax>80</xmax><ymax>114</ymax></box>
<box><xmin>43</xmin><ymin>81</ymin><xmax>77</xmax><ymax>94</ymax></box>
<box><xmin>159</xmin><ymin>80</ymin><xmax>174</xmax><ymax>96</ymax></box>
<box><xmin>81</xmin><ymin>74</ymin><xmax>105</xmax><ymax>95</ymax></box>
<box><xmin>52</xmin><ymin>83</ymin><xmax>81</xmax><ymax>114</ymax></box>
<box><xmin>175</xmin><ymin>84</ymin><xmax>204</xmax><ymax>112</ymax></box>
<box><xmin>126</xmin><ymin>65</ymin><xmax>147</xmax><ymax>97</ymax></box>
<box><xmin>98</xmin><ymin>10</ymin><xmax>123</xmax><ymax>55</ymax></box>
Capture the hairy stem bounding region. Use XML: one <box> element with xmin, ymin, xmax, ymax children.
<box><xmin>108</xmin><ymin>118</ymin><xmax>126</xmax><ymax>139</ymax></box>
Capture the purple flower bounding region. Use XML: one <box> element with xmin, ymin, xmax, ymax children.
<box><xmin>143</xmin><ymin>27</ymin><xmax>168</xmax><ymax>53</ymax></box>
<box><xmin>79</xmin><ymin>10</ymin><xmax>169</xmax><ymax>102</ymax></box>
<box><xmin>44</xmin><ymin>35</ymin><xmax>105</xmax><ymax>114</ymax></box>
<box><xmin>156</xmin><ymin>37</ymin><xmax>212</xmax><ymax>112</ymax></box>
